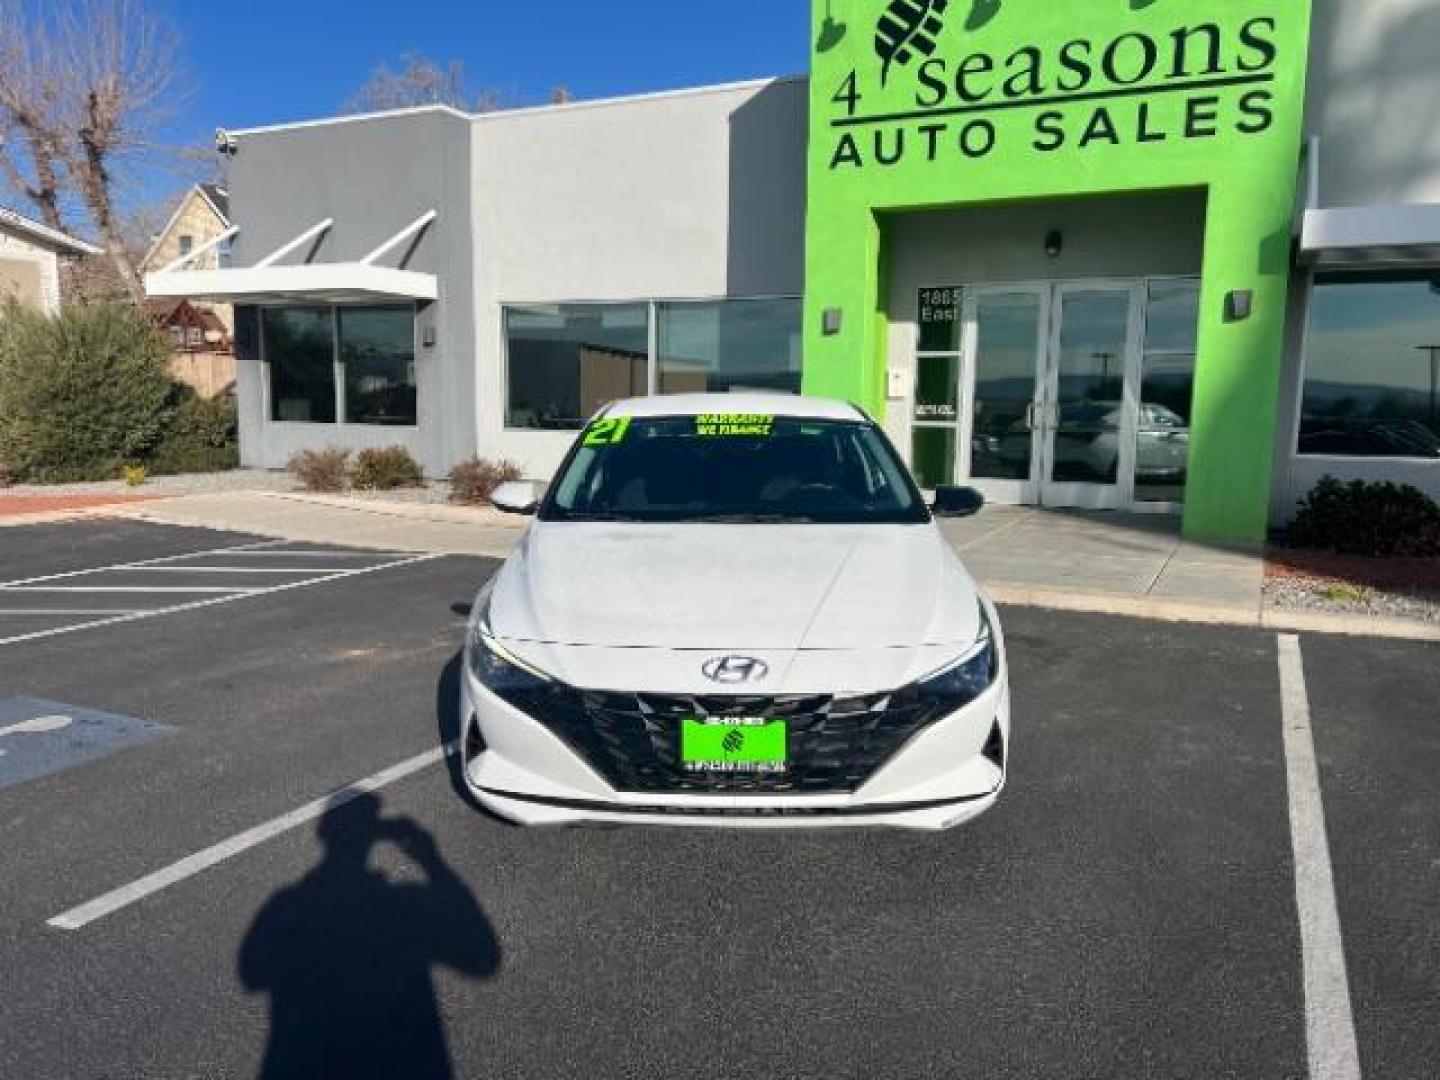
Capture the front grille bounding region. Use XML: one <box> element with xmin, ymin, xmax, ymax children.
<box><xmin>498</xmin><ymin>684</ymin><xmax>961</xmax><ymax>794</ymax></box>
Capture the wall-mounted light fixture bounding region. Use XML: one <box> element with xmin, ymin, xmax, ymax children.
<box><xmin>422</xmin><ymin>325</ymin><xmax>437</xmax><ymax>348</ymax></box>
<box><xmin>822</xmin><ymin>307</ymin><xmax>843</xmax><ymax>336</ymax></box>
<box><xmin>1225</xmin><ymin>290</ymin><xmax>1254</xmax><ymax>322</ymax></box>
<box><xmin>1044</xmin><ymin>230</ymin><xmax>1064</xmax><ymax>259</ymax></box>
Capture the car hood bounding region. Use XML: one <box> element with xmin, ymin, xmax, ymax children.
<box><xmin>485</xmin><ymin>521</ymin><xmax>982</xmax><ymax>653</ymax></box>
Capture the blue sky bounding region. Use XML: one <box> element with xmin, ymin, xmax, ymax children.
<box><xmin>155</xmin><ymin>0</ymin><xmax>809</xmax><ymax>152</ymax></box>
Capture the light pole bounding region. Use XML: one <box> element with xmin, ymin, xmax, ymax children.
<box><xmin>1417</xmin><ymin>345</ymin><xmax>1440</xmax><ymax>430</ymax></box>
<box><xmin>1092</xmin><ymin>352</ymin><xmax>1118</xmax><ymax>396</ymax></box>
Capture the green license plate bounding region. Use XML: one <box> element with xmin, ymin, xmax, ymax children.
<box><xmin>681</xmin><ymin>718</ymin><xmax>788</xmax><ymax>773</ymax></box>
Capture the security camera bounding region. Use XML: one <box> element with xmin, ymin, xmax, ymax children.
<box><xmin>215</xmin><ymin>128</ymin><xmax>238</xmax><ymax>156</ymax></box>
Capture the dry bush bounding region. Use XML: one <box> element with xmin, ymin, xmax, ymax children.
<box><xmin>447</xmin><ymin>456</ymin><xmax>523</xmax><ymax>505</ymax></box>
<box><xmin>288</xmin><ymin>447</ymin><xmax>350</xmax><ymax>493</ymax></box>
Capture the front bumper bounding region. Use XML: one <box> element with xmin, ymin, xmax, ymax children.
<box><xmin>459</xmin><ymin>665</ymin><xmax>1009</xmax><ymax>830</ymax></box>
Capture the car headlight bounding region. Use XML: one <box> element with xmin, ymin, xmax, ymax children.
<box><xmin>911</xmin><ymin>602</ymin><xmax>998</xmax><ymax>708</ymax></box>
<box><xmin>465</xmin><ymin>601</ymin><xmax>553</xmax><ymax>694</ymax></box>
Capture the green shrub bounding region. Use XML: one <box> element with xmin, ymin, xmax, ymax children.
<box><xmin>349</xmin><ymin>445</ymin><xmax>424</xmax><ymax>491</ymax></box>
<box><xmin>288</xmin><ymin>447</ymin><xmax>350</xmax><ymax>492</ymax></box>
<box><xmin>0</xmin><ymin>301</ymin><xmax>175</xmax><ymax>481</ymax></box>
<box><xmin>447</xmin><ymin>456</ymin><xmax>524</xmax><ymax>505</ymax></box>
<box><xmin>1288</xmin><ymin>477</ymin><xmax>1440</xmax><ymax>556</ymax></box>
<box><xmin>147</xmin><ymin>393</ymin><xmax>240</xmax><ymax>475</ymax></box>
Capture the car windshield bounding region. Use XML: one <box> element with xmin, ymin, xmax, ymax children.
<box><xmin>541</xmin><ymin>414</ymin><xmax>930</xmax><ymax>524</ymax></box>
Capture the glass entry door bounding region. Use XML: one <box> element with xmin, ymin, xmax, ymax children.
<box><xmin>1035</xmin><ymin>282</ymin><xmax>1144</xmax><ymax>510</ymax></box>
<box><xmin>957</xmin><ymin>286</ymin><xmax>1049</xmax><ymax>505</ymax></box>
<box><xmin>915</xmin><ymin>280</ymin><xmax>1153</xmax><ymax>509</ymax></box>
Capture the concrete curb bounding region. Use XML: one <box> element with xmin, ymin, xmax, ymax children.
<box><xmin>988</xmin><ymin>583</ymin><xmax>1440</xmax><ymax>643</ymax></box>
<box><xmin>0</xmin><ymin>507</ymin><xmax>116</xmax><ymax>528</ymax></box>
<box><xmin>263</xmin><ymin>491</ymin><xmax>526</xmax><ymax>528</ymax></box>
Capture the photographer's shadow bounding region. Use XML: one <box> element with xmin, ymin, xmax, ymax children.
<box><xmin>238</xmin><ymin>792</ymin><xmax>499</xmax><ymax>1079</ymax></box>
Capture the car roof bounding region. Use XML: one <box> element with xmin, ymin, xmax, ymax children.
<box><xmin>601</xmin><ymin>394</ymin><xmax>868</xmax><ymax>422</ymax></box>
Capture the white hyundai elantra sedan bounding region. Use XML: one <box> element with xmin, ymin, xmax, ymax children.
<box><xmin>459</xmin><ymin>394</ymin><xmax>1009</xmax><ymax>829</ymax></box>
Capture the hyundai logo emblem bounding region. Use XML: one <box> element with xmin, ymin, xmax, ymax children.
<box><xmin>702</xmin><ymin>656</ymin><xmax>770</xmax><ymax>685</ymax></box>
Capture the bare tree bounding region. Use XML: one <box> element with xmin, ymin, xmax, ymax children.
<box><xmin>0</xmin><ymin>0</ymin><xmax>187</xmax><ymax>302</ymax></box>
<box><xmin>348</xmin><ymin>53</ymin><xmax>502</xmax><ymax>114</ymax></box>
<box><xmin>0</xmin><ymin>6</ymin><xmax>71</xmax><ymax>231</ymax></box>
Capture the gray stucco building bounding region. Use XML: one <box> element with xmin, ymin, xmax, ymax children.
<box><xmin>148</xmin><ymin>0</ymin><xmax>1440</xmax><ymax>536</ymax></box>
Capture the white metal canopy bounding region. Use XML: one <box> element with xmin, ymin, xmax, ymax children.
<box><xmin>143</xmin><ymin>211</ymin><xmax>438</xmax><ymax>304</ymax></box>
<box><xmin>1300</xmin><ymin>203</ymin><xmax>1440</xmax><ymax>267</ymax></box>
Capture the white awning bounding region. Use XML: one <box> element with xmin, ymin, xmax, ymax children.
<box><xmin>1300</xmin><ymin>203</ymin><xmax>1440</xmax><ymax>267</ymax></box>
<box><xmin>143</xmin><ymin>210</ymin><xmax>438</xmax><ymax>304</ymax></box>
<box><xmin>145</xmin><ymin>263</ymin><xmax>438</xmax><ymax>304</ymax></box>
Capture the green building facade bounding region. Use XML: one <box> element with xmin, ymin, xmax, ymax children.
<box><xmin>803</xmin><ymin>0</ymin><xmax>1315</xmax><ymax>541</ymax></box>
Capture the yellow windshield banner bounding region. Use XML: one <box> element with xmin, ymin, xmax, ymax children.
<box><xmin>695</xmin><ymin>414</ymin><xmax>775</xmax><ymax>437</ymax></box>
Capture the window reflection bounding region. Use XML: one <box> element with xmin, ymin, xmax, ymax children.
<box><xmin>1300</xmin><ymin>274</ymin><xmax>1440</xmax><ymax>458</ymax></box>
<box><xmin>657</xmin><ymin>299</ymin><xmax>801</xmax><ymax>396</ymax></box>
<box><xmin>341</xmin><ymin>307</ymin><xmax>417</xmax><ymax>426</ymax></box>
<box><xmin>1136</xmin><ymin>279</ymin><xmax>1199</xmax><ymax>503</ymax></box>
<box><xmin>266</xmin><ymin>308</ymin><xmax>336</xmax><ymax>424</ymax></box>
<box><xmin>505</xmin><ymin>305</ymin><xmax>649</xmax><ymax>430</ymax></box>
<box><xmin>971</xmin><ymin>293</ymin><xmax>1041</xmax><ymax>482</ymax></box>
<box><xmin>1050</xmin><ymin>291</ymin><xmax>1129</xmax><ymax>485</ymax></box>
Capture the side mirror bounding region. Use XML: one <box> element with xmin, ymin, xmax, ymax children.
<box><xmin>490</xmin><ymin>480</ymin><xmax>544</xmax><ymax>516</ymax></box>
<box><xmin>931</xmin><ymin>485</ymin><xmax>985</xmax><ymax>518</ymax></box>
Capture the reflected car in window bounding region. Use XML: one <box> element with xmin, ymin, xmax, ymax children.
<box><xmin>993</xmin><ymin>401</ymin><xmax>1189</xmax><ymax>482</ymax></box>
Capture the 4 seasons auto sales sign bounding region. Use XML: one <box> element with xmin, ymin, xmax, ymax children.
<box><xmin>820</xmin><ymin>0</ymin><xmax>1290</xmax><ymax>170</ymax></box>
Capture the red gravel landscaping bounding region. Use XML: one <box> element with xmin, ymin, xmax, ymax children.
<box><xmin>0</xmin><ymin>494</ymin><xmax>159</xmax><ymax>518</ymax></box>
<box><xmin>1266</xmin><ymin>547</ymin><xmax>1440</xmax><ymax>592</ymax></box>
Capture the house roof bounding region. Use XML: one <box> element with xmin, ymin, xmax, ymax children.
<box><xmin>198</xmin><ymin>183</ymin><xmax>230</xmax><ymax>223</ymax></box>
<box><xmin>0</xmin><ymin>205</ymin><xmax>103</xmax><ymax>256</ymax></box>
<box><xmin>144</xmin><ymin>297</ymin><xmax>229</xmax><ymax>335</ymax></box>
<box><xmin>142</xmin><ymin>183</ymin><xmax>234</xmax><ymax>270</ymax></box>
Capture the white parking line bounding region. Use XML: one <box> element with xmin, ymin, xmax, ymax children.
<box><xmin>0</xmin><ymin>609</ymin><xmax>146</xmax><ymax>616</ymax></box>
<box><xmin>48</xmin><ymin>742</ymin><xmax>456</xmax><ymax>931</ymax></box>
<box><xmin>196</xmin><ymin>550</ymin><xmax>418</xmax><ymax>559</ymax></box>
<box><xmin>123</xmin><ymin>566</ymin><xmax>369</xmax><ymax>574</ymax></box>
<box><xmin>0</xmin><ymin>539</ymin><xmax>291</xmax><ymax>590</ymax></box>
<box><xmin>1277</xmin><ymin>634</ymin><xmax>1363</xmax><ymax>1080</ymax></box>
<box><xmin>0</xmin><ymin>552</ymin><xmax>441</xmax><ymax>648</ymax></box>
<box><xmin>5</xmin><ymin>586</ymin><xmax>259</xmax><ymax>594</ymax></box>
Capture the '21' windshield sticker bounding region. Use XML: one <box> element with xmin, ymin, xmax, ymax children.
<box><xmin>581</xmin><ymin>417</ymin><xmax>632</xmax><ymax>448</ymax></box>
<box><xmin>696</xmin><ymin>415</ymin><xmax>775</xmax><ymax>437</ymax></box>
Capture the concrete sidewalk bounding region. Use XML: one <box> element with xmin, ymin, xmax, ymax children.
<box><xmin>941</xmin><ymin>506</ymin><xmax>1264</xmax><ymax>611</ymax></box>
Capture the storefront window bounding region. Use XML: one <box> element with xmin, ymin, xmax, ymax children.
<box><xmin>340</xmin><ymin>307</ymin><xmax>417</xmax><ymax>426</ymax></box>
<box><xmin>1300</xmin><ymin>273</ymin><xmax>1440</xmax><ymax>458</ymax></box>
<box><xmin>1136</xmin><ymin>279</ymin><xmax>1200</xmax><ymax>503</ymax></box>
<box><xmin>505</xmin><ymin>304</ymin><xmax>649</xmax><ymax>430</ymax></box>
<box><xmin>657</xmin><ymin>298</ymin><xmax>802</xmax><ymax>395</ymax></box>
<box><xmin>265</xmin><ymin>308</ymin><xmax>336</xmax><ymax>423</ymax></box>
<box><xmin>503</xmin><ymin>298</ymin><xmax>802</xmax><ymax>429</ymax></box>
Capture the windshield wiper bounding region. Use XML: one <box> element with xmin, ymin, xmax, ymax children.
<box><xmin>688</xmin><ymin>513</ymin><xmax>820</xmax><ymax>524</ymax></box>
<box><xmin>563</xmin><ymin>511</ymin><xmax>648</xmax><ymax>522</ymax></box>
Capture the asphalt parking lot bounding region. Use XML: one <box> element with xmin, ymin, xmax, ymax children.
<box><xmin>0</xmin><ymin>518</ymin><xmax>1434</xmax><ymax>1079</ymax></box>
